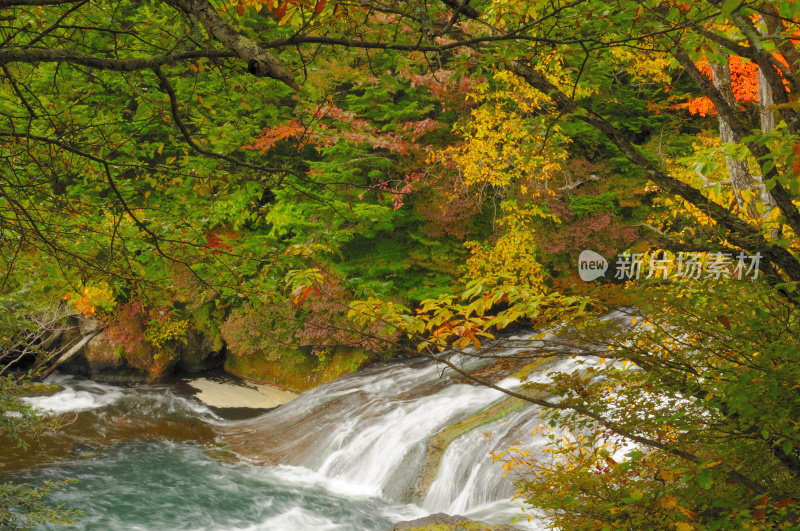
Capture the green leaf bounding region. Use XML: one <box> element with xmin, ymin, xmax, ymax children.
<box><xmin>720</xmin><ymin>0</ymin><xmax>741</xmax><ymax>18</ymax></box>
<box><xmin>782</xmin><ymin>440</ymin><xmax>793</xmax><ymax>456</ymax></box>
<box><xmin>697</xmin><ymin>470</ymin><xmax>713</xmax><ymax>489</ymax></box>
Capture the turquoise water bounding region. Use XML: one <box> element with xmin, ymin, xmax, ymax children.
<box><xmin>8</xmin><ymin>358</ymin><xmax>552</xmax><ymax>530</ymax></box>
<box><xmin>17</xmin><ymin>440</ymin><xmax>421</xmax><ymax>530</ymax></box>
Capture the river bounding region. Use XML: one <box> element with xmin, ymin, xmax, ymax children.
<box><xmin>6</xmin><ymin>347</ymin><xmax>568</xmax><ymax>530</ymax></box>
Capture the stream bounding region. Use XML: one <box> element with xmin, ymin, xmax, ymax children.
<box><xmin>4</xmin><ymin>345</ymin><xmax>572</xmax><ymax>530</ymax></box>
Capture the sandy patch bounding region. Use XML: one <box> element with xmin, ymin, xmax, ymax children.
<box><xmin>187</xmin><ymin>378</ymin><xmax>297</xmax><ymax>409</ymax></box>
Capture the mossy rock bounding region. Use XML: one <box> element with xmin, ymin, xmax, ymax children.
<box><xmin>413</xmin><ymin>358</ymin><xmax>551</xmax><ymax>500</ymax></box>
<box><xmin>174</xmin><ymin>328</ymin><xmax>224</xmax><ymax>373</ymax></box>
<box><xmin>413</xmin><ymin>397</ymin><xmax>526</xmax><ymax>500</ymax></box>
<box><xmin>6</xmin><ymin>383</ymin><xmax>63</xmax><ymax>397</ymax></box>
<box><xmin>84</xmin><ymin>332</ymin><xmax>126</xmax><ymax>372</ymax></box>
<box><xmin>388</xmin><ymin>513</ymin><xmax>518</xmax><ymax>530</ymax></box>
<box><xmin>122</xmin><ymin>341</ymin><xmax>177</xmax><ymax>382</ymax></box>
<box><xmin>224</xmin><ymin>345</ymin><xmax>372</xmax><ymax>393</ymax></box>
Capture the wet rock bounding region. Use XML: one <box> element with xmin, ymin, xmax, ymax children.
<box><xmin>413</xmin><ymin>397</ymin><xmax>525</xmax><ymax>501</ymax></box>
<box><xmin>60</xmin><ymin>330</ymin><xmax>149</xmax><ymax>383</ymax></box>
<box><xmin>84</xmin><ymin>332</ymin><xmax>126</xmax><ymax>373</ymax></box>
<box><xmin>70</xmin><ymin>442</ymin><xmax>97</xmax><ymax>458</ymax></box>
<box><xmin>175</xmin><ymin>328</ymin><xmax>224</xmax><ymax>373</ymax></box>
<box><xmin>78</xmin><ymin>316</ymin><xmax>101</xmax><ymax>335</ymax></box>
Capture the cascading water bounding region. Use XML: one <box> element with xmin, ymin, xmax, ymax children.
<box><xmin>7</xmin><ymin>342</ymin><xmax>581</xmax><ymax>530</ymax></box>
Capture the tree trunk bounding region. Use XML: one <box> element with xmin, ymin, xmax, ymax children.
<box><xmin>709</xmin><ymin>60</ymin><xmax>760</xmax><ymax>219</ymax></box>
<box><xmin>757</xmin><ymin>66</ymin><xmax>780</xmax><ymax>238</ymax></box>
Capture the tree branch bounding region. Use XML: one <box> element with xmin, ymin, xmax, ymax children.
<box><xmin>163</xmin><ymin>0</ymin><xmax>298</xmax><ymax>89</ymax></box>
<box><xmin>508</xmin><ymin>60</ymin><xmax>800</xmax><ymax>283</ymax></box>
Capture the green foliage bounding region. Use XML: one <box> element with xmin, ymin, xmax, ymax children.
<box><xmin>1</xmin><ymin>344</ymin><xmax>79</xmax><ymax>528</ymax></box>
<box><xmin>0</xmin><ymin>480</ymin><xmax>80</xmax><ymax>529</ymax></box>
<box><xmin>500</xmin><ymin>282</ymin><xmax>800</xmax><ymax>529</ymax></box>
<box><xmin>3</xmin><ymin>0</ymin><xmax>800</xmax><ymax>528</ymax></box>
<box><xmin>568</xmin><ymin>192</ymin><xmax>618</xmax><ymax>217</ymax></box>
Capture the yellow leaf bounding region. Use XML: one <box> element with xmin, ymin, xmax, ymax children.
<box><xmin>673</xmin><ymin>523</ymin><xmax>694</xmax><ymax>531</ymax></box>
<box><xmin>660</xmin><ymin>494</ymin><xmax>678</xmax><ymax>509</ymax></box>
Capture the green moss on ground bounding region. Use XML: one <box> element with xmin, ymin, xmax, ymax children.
<box><xmin>6</xmin><ymin>383</ymin><xmax>62</xmax><ymax>397</ymax></box>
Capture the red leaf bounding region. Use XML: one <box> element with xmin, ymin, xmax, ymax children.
<box><xmin>774</xmin><ymin>499</ymin><xmax>800</xmax><ymax>509</ymax></box>
<box><xmin>753</xmin><ymin>495</ymin><xmax>769</xmax><ymax>521</ymax></box>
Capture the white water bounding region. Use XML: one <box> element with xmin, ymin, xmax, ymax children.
<box><xmin>18</xmin><ymin>350</ymin><xmax>579</xmax><ymax>530</ymax></box>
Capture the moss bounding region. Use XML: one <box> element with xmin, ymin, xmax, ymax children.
<box><xmin>7</xmin><ymin>383</ymin><xmax>62</xmax><ymax>397</ymax></box>
<box><xmin>224</xmin><ymin>345</ymin><xmax>373</xmax><ymax>393</ymax></box>
<box><xmin>189</xmin><ymin>302</ymin><xmax>224</xmax><ymax>352</ymax></box>
<box><xmin>509</xmin><ymin>356</ymin><xmax>550</xmax><ymax>381</ymax></box>
<box><xmin>391</xmin><ymin>514</ymin><xmax>515</xmax><ymax>530</ymax></box>
<box><xmin>414</xmin><ymin>397</ymin><xmax>526</xmax><ymax>500</ymax></box>
<box><xmin>405</xmin><ymin>523</ymin><xmax>489</xmax><ymax>530</ymax></box>
<box><xmin>413</xmin><ymin>358</ymin><xmax>550</xmax><ymax>500</ymax></box>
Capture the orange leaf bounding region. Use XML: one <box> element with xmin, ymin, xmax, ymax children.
<box><xmin>292</xmin><ymin>285</ymin><xmax>313</xmax><ymax>307</ymax></box>
<box><xmin>467</xmin><ymin>333</ymin><xmax>481</xmax><ymax>350</ymax></box>
<box><xmin>677</xmin><ymin>506</ymin><xmax>698</xmax><ymax>521</ymax></box>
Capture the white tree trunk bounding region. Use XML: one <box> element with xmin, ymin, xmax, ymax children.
<box><xmin>709</xmin><ymin>60</ymin><xmax>760</xmax><ymax>219</ymax></box>
<box><xmin>757</xmin><ymin>67</ymin><xmax>779</xmax><ymax>218</ymax></box>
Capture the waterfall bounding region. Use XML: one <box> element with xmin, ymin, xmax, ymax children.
<box><xmin>222</xmin><ymin>353</ymin><xmax>583</xmax><ymax>528</ymax></box>
<box><xmin>16</xmin><ymin>345</ymin><xmax>581</xmax><ymax>529</ymax></box>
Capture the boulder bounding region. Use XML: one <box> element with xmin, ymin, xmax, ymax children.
<box><xmin>57</xmin><ymin>315</ymin><xmax>83</xmax><ymax>352</ymax></box>
<box><xmin>122</xmin><ymin>340</ymin><xmax>177</xmax><ymax>382</ymax></box>
<box><xmin>224</xmin><ymin>345</ymin><xmax>372</xmax><ymax>393</ymax></box>
<box><xmin>83</xmin><ymin>331</ymin><xmax>126</xmax><ymax>373</ymax></box>
<box><xmin>78</xmin><ymin>316</ymin><xmax>101</xmax><ymax>335</ymax></box>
